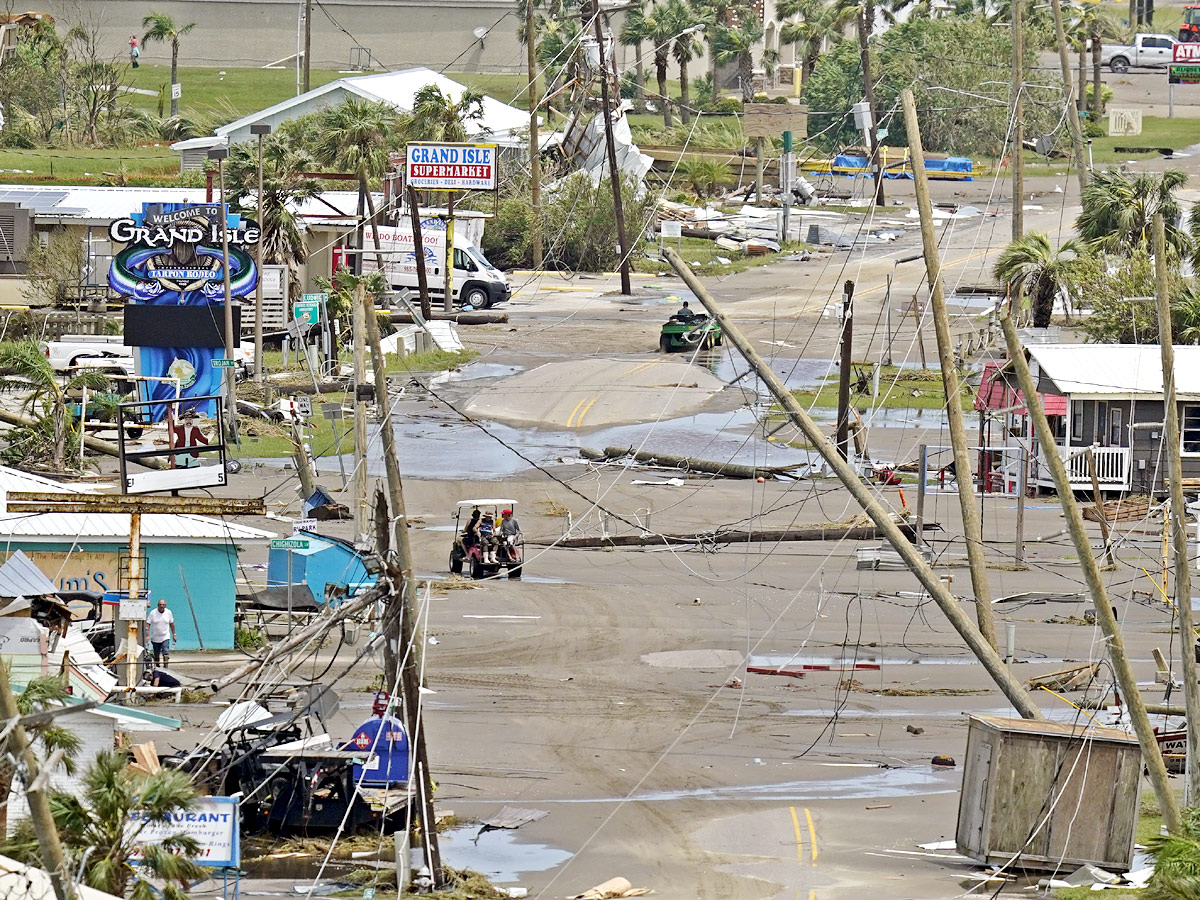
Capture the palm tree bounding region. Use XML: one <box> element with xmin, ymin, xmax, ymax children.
<box><xmin>834</xmin><ymin>0</ymin><xmax>894</xmax><ymax>206</ymax></box>
<box><xmin>668</xmin><ymin>0</ymin><xmax>703</xmax><ymax>123</ymax></box>
<box><xmin>777</xmin><ymin>0</ymin><xmax>849</xmax><ymax>85</ymax></box>
<box><xmin>404</xmin><ymin>84</ymin><xmax>487</xmax><ymax>142</ymax></box>
<box><xmin>225</xmin><ymin>132</ymin><xmax>321</xmax><ymax>297</ymax></box>
<box><xmin>0</xmin><ymin>676</ymin><xmax>81</xmax><ymax>837</ymax></box>
<box><xmin>643</xmin><ymin>1</ymin><xmax>684</xmax><ymax>125</ymax></box>
<box><xmin>537</xmin><ymin>15</ymin><xmax>584</xmax><ymax>119</ymax></box>
<box><xmin>713</xmin><ymin>17</ymin><xmax>763</xmax><ymax>102</ymax></box>
<box><xmin>619</xmin><ymin>1</ymin><xmax>649</xmax><ymax>107</ymax></box>
<box><xmin>141</xmin><ymin>12</ymin><xmax>196</xmax><ymax>117</ymax></box>
<box><xmin>1072</xmin><ymin>4</ymin><xmax>1122</xmax><ymax>121</ymax></box>
<box><xmin>0</xmin><ymin>340</ymin><xmax>109</xmax><ymax>469</ymax></box>
<box><xmin>2</xmin><ymin>751</ymin><xmax>206</xmax><ymax>900</ymax></box>
<box><xmin>1076</xmin><ymin>167</ymin><xmax>1190</xmax><ymax>256</ymax></box>
<box><xmin>314</xmin><ymin>99</ymin><xmax>405</xmax><ymax>277</ymax></box>
<box><xmin>994</xmin><ymin>232</ymin><xmax>1087</xmax><ymax>328</ymax></box>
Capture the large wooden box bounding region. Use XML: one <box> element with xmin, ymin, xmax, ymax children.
<box><xmin>956</xmin><ymin>715</ymin><xmax>1142</xmax><ymax>871</ymax></box>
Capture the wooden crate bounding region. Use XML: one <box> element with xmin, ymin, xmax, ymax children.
<box><xmin>956</xmin><ymin>715</ymin><xmax>1141</xmax><ymax>872</ymax></box>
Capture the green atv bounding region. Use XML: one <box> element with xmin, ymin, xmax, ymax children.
<box><xmin>659</xmin><ymin>313</ymin><xmax>722</xmax><ymax>353</ymax></box>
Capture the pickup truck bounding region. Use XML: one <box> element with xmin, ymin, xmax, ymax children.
<box><xmin>1103</xmin><ymin>33</ymin><xmax>1177</xmax><ymax>73</ymax></box>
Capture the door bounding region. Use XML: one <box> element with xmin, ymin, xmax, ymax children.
<box><xmin>1109</xmin><ymin>406</ymin><xmax>1123</xmax><ymax>447</ymax></box>
<box><xmin>1144</xmin><ymin>36</ymin><xmax>1173</xmax><ymax>64</ymax></box>
<box><xmin>1095</xmin><ymin>401</ymin><xmax>1108</xmax><ymax>445</ymax></box>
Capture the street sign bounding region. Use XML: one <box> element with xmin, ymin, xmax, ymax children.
<box><xmin>212</xmin><ymin>358</ymin><xmax>235</xmax><ymax>368</ymax></box>
<box><xmin>406</xmin><ymin>142</ymin><xmax>498</xmax><ymax>191</ymax></box>
<box><xmin>744</xmin><ymin>103</ymin><xmax>809</xmax><ymax>140</ymax></box>
<box><xmin>293</xmin><ymin>299</ymin><xmax>321</xmax><ymax>324</ymax></box>
<box><xmin>271</xmin><ymin>538</ymin><xmax>310</xmax><ymax>550</ymax></box>
<box><xmin>170</xmin><ymin>82</ymin><xmax>182</xmax><ymax>100</ymax></box>
<box><xmin>302</xmin><ymin>292</ymin><xmax>329</xmax><ymax>303</ymax></box>
<box><xmin>322</xmin><ymin>402</ymin><xmax>345</xmax><ymax>420</ymax></box>
<box><xmin>1170</xmin><ymin>64</ymin><xmax>1200</xmax><ymax>84</ymax></box>
<box><xmin>294</xmin><ymin>394</ymin><xmax>312</xmax><ymax>418</ymax></box>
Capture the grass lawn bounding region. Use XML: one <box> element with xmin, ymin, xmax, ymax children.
<box><xmin>0</xmin><ymin>144</ymin><xmax>183</xmax><ymax>183</ymax></box>
<box><xmin>774</xmin><ymin>365</ymin><xmax>973</xmax><ymax>412</ymax></box>
<box><xmin>634</xmin><ymin>235</ymin><xmax>811</xmax><ymax>275</ymax></box>
<box><xmin>124</xmin><ymin>65</ymin><xmax>348</xmax><ymax>122</ymax></box>
<box><xmin>996</xmin><ymin>115</ymin><xmax>1200</xmax><ymax>177</ymax></box>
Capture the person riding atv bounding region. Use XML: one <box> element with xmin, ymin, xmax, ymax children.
<box><xmin>660</xmin><ymin>300</ymin><xmax>722</xmax><ymax>352</ymax></box>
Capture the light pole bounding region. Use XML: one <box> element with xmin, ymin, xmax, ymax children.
<box><xmin>592</xmin><ymin>0</ymin><xmax>631</xmax><ymax>295</ymax></box>
<box><xmin>251</xmin><ymin>123</ymin><xmax>271</xmax><ymax>386</ymax></box>
<box><xmin>207</xmin><ymin>146</ymin><xmax>237</xmax><ymax>441</ymax></box>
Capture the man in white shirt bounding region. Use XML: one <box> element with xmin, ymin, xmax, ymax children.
<box><xmin>147</xmin><ymin>598</ymin><xmax>178</xmax><ymax>666</ymax></box>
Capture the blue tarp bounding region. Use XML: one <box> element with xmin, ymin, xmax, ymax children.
<box><xmin>831</xmin><ymin>154</ymin><xmax>974</xmax><ymax>181</ymax></box>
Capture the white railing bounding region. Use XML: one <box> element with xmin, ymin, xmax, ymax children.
<box><xmin>1034</xmin><ymin>444</ymin><xmax>1130</xmax><ymax>490</ymax></box>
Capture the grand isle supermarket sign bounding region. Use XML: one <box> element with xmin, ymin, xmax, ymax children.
<box><xmin>406</xmin><ymin>142</ymin><xmax>497</xmax><ymax>191</ymax></box>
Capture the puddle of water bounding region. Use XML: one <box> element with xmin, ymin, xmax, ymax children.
<box><xmin>439</xmin><ymin>362</ymin><xmax>526</xmax><ymax>383</ymax></box>
<box><xmin>519</xmin><ymin>574</ymin><xmax>568</xmax><ymax>584</ymax></box>
<box><xmin>246</xmin><ymin>856</ymin><xmax>361</xmax><ymax>879</ymax></box>
<box><xmin>613</xmin><ymin>287</ymin><xmax>698</xmax><ymax>307</ymax></box>
<box><xmin>633</xmin><ymin>766</ymin><xmax>960</xmax><ymax>801</ymax></box>
<box><xmin>439</xmin><ymin>825</ymin><xmax>573</xmax><ymax>883</ymax></box>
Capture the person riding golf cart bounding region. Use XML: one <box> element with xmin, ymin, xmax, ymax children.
<box><xmin>660</xmin><ymin>300</ymin><xmax>722</xmax><ymax>353</ymax></box>
<box><xmin>449</xmin><ymin>499</ymin><xmax>523</xmax><ymax>579</ymax></box>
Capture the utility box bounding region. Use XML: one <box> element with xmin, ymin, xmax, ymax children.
<box><xmin>956</xmin><ymin>715</ymin><xmax>1141</xmax><ymax>872</ymax></box>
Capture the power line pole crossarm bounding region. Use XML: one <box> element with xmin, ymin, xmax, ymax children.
<box><xmin>663</xmin><ymin>246</ymin><xmax>1042</xmax><ymax>720</ymax></box>
<box><xmin>901</xmin><ymin>89</ymin><xmax>997</xmax><ymax>651</ymax></box>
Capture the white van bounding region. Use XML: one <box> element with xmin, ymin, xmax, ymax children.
<box><xmin>362</xmin><ymin>226</ymin><xmax>510</xmax><ymax>309</ymax></box>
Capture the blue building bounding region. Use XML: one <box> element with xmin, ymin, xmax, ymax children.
<box><xmin>267</xmin><ymin>530</ymin><xmax>370</xmax><ymax>604</ymax></box>
<box><xmin>0</xmin><ymin>467</ymin><xmax>275</xmax><ymax>650</ymax></box>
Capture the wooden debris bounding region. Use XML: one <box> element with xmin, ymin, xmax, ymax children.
<box><xmin>746</xmin><ymin>666</ymin><xmax>805</xmax><ymax>679</ymax></box>
<box><xmin>129</xmin><ymin>741</ymin><xmax>160</xmax><ymax>775</ymax></box>
<box><xmin>1083</xmin><ymin>497</ymin><xmax>1152</xmax><ymax>524</ymax></box>
<box><xmin>1022</xmin><ymin>662</ymin><xmax>1100</xmax><ymax>693</ymax></box>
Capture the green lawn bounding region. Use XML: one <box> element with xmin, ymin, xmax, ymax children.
<box><xmin>124</xmin><ymin>64</ymin><xmax>348</xmax><ymax>123</ymax></box>
<box><xmin>634</xmin><ymin>235</ymin><xmax>810</xmax><ymax>275</ymax></box>
<box><xmin>0</xmin><ymin>145</ymin><xmax>184</xmax><ymax>183</ymax></box>
<box><xmin>773</xmin><ymin>365</ymin><xmax>974</xmax><ymax>412</ymax></box>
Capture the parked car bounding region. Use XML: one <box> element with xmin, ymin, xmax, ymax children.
<box><xmin>1103</xmin><ymin>33</ymin><xmax>1177</xmax><ymax>72</ymax></box>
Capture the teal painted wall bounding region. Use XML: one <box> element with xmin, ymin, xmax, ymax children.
<box><xmin>3</xmin><ymin>540</ymin><xmax>237</xmax><ymax>650</ymax></box>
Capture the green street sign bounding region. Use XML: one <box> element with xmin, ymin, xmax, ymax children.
<box><xmin>293</xmin><ymin>300</ymin><xmax>321</xmax><ymax>324</ymax></box>
<box><xmin>212</xmin><ymin>358</ymin><xmax>235</xmax><ymax>368</ymax></box>
<box><xmin>302</xmin><ymin>292</ymin><xmax>329</xmax><ymax>303</ymax></box>
<box><xmin>271</xmin><ymin>538</ymin><xmax>310</xmax><ymax>550</ymax></box>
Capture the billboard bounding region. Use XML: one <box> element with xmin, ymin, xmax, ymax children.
<box><xmin>108</xmin><ymin>203</ymin><xmax>259</xmax><ymax>421</ymax></box>
<box><xmin>130</xmin><ymin>796</ymin><xmax>240</xmax><ymax>868</ymax></box>
<box><xmin>405</xmin><ymin>142</ymin><xmax>497</xmax><ymax>190</ymax></box>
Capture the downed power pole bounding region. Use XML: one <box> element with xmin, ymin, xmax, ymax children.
<box><xmin>901</xmin><ymin>89</ymin><xmax>997</xmax><ymax>650</ymax></box>
<box><xmin>582</xmin><ymin>446</ymin><xmax>802</xmax><ymax>480</ymax></box>
<box><xmin>534</xmin><ymin>522</ymin><xmax>935</xmax><ymax>549</ymax></box>
<box><xmin>1000</xmin><ymin>310</ymin><xmax>1180</xmax><ymax>829</ymax></box>
<box><xmin>662</xmin><ymin>246</ymin><xmax>1041</xmax><ymax>719</ymax></box>
<box><xmin>1153</xmin><ymin>212</ymin><xmax>1200</xmax><ymax>804</ymax></box>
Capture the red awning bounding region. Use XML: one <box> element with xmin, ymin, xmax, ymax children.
<box><xmin>975</xmin><ymin>362</ymin><xmax>1068</xmax><ymax>416</ymax></box>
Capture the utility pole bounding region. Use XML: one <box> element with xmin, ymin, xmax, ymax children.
<box><xmin>207</xmin><ymin>148</ymin><xmax>238</xmax><ymax>442</ymax></box>
<box><xmin>352</xmin><ymin>282</ymin><xmax>369</xmax><ymax>541</ymax></box>
<box><xmin>0</xmin><ymin>663</ymin><xmax>74</xmax><ymax>900</ymax></box>
<box><xmin>901</xmin><ymin>89</ymin><xmax>998</xmax><ymax>651</ymax></box>
<box><xmin>664</xmin><ymin>246</ymin><xmax>1043</xmax><ymax>720</ymax></box>
<box><xmin>303</xmin><ymin>0</ymin><xmax>312</xmax><ymax>93</ymax></box>
<box><xmin>1000</xmin><ymin>313</ymin><xmax>1180</xmax><ymax>831</ymax></box>
<box><xmin>252</xmin><ymin>123</ymin><xmax>271</xmax><ymax>386</ymax></box>
<box><xmin>1011</xmin><ymin>0</ymin><xmax>1024</xmax><ymax>241</ymax></box>
<box><xmin>1049</xmin><ymin>0</ymin><xmax>1089</xmax><ymax>195</ymax></box>
<box><xmin>526</xmin><ymin>0</ymin><xmax>543</xmax><ymax>269</ymax></box>
<box><xmin>406</xmin><ymin>187</ymin><xmax>432</xmax><ymax>320</ymax></box>
<box><xmin>361</xmin><ymin>298</ymin><xmax>443</xmax><ymax>885</ymax></box>
<box><xmin>592</xmin><ymin>0</ymin><xmax>632</xmax><ymax>295</ymax></box>
<box><xmin>857</xmin><ymin>4</ymin><xmax>885</xmax><ymax>207</ymax></box>
<box><xmin>835</xmin><ymin>281</ymin><xmax>854</xmax><ymax>461</ymax></box>
<box><xmin>1153</xmin><ymin>213</ymin><xmax>1200</xmax><ymax>805</ymax></box>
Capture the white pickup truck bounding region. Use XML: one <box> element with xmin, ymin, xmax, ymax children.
<box><xmin>1103</xmin><ymin>33</ymin><xmax>1177</xmax><ymax>73</ymax></box>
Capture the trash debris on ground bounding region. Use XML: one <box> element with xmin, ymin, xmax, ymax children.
<box><xmin>572</xmin><ymin>877</ymin><xmax>653</xmax><ymax>899</ymax></box>
<box><xmin>477</xmin><ymin>806</ymin><xmax>549</xmax><ymax>839</ymax></box>
<box><xmin>1023</xmin><ymin>662</ymin><xmax>1101</xmax><ymax>692</ymax></box>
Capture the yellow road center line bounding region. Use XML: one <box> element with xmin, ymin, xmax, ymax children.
<box><xmin>621</xmin><ymin>360</ymin><xmax>660</xmax><ymax>377</ymax></box>
<box><xmin>565</xmin><ymin>398</ymin><xmax>587</xmax><ymax>428</ymax></box>
<box><xmin>805</xmin><ymin>808</ymin><xmax>818</xmax><ymax>861</ymax></box>
<box><xmin>575</xmin><ymin>397</ymin><xmax>599</xmax><ymax>428</ymax></box>
<box><xmin>789</xmin><ymin>806</ymin><xmax>805</xmax><ymax>862</ymax></box>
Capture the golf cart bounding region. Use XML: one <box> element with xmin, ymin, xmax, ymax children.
<box><xmin>449</xmin><ymin>499</ymin><xmax>524</xmax><ymax>580</ymax></box>
<box><xmin>660</xmin><ymin>311</ymin><xmax>722</xmax><ymax>353</ymax></box>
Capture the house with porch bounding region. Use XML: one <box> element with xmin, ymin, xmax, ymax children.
<box><xmin>989</xmin><ymin>343</ymin><xmax>1200</xmax><ymax>494</ymax></box>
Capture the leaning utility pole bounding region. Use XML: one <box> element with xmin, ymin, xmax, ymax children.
<box><xmin>1049</xmin><ymin>0</ymin><xmax>1089</xmax><ymax>195</ymax></box>
<box><xmin>664</xmin><ymin>246</ymin><xmax>1042</xmax><ymax>720</ymax></box>
<box><xmin>1011</xmin><ymin>0</ymin><xmax>1025</xmax><ymax>240</ymax></box>
<box><xmin>591</xmin><ymin>0</ymin><xmax>632</xmax><ymax>295</ymax></box>
<box><xmin>901</xmin><ymin>89</ymin><xmax>997</xmax><ymax>651</ymax></box>
<box><xmin>526</xmin><ymin>0</ymin><xmax>543</xmax><ymax>269</ymax></box>
<box><xmin>835</xmin><ymin>281</ymin><xmax>854</xmax><ymax>461</ymax></box>
<box><xmin>352</xmin><ymin>282</ymin><xmax>369</xmax><ymax>542</ymax></box>
<box><xmin>361</xmin><ymin>299</ymin><xmax>443</xmax><ymax>884</ymax></box>
<box><xmin>303</xmin><ymin>0</ymin><xmax>312</xmax><ymax>92</ymax></box>
<box><xmin>0</xmin><ymin>665</ymin><xmax>74</xmax><ymax>900</ymax></box>
<box><xmin>1153</xmin><ymin>213</ymin><xmax>1200</xmax><ymax>804</ymax></box>
<box><xmin>1000</xmin><ymin>312</ymin><xmax>1180</xmax><ymax>831</ymax></box>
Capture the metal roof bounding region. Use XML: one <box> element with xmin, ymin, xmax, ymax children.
<box><xmin>1026</xmin><ymin>343</ymin><xmax>1200</xmax><ymax>399</ymax></box>
<box><xmin>0</xmin><ymin>466</ymin><xmax>99</xmax><ymax>494</ymax></box>
<box><xmin>0</xmin><ymin>550</ymin><xmax>58</xmax><ymax>598</ymax></box>
<box><xmin>0</xmin><ymin>512</ymin><xmax>276</xmax><ymax>543</ymax></box>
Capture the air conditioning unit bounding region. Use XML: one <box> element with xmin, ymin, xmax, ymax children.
<box><xmin>0</xmin><ymin>203</ymin><xmax>33</xmax><ymax>265</ymax></box>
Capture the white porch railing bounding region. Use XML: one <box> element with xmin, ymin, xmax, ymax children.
<box><xmin>1033</xmin><ymin>444</ymin><xmax>1130</xmax><ymax>491</ymax></box>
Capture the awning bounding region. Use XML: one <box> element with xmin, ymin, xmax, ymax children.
<box><xmin>975</xmin><ymin>362</ymin><xmax>1068</xmax><ymax>416</ymax></box>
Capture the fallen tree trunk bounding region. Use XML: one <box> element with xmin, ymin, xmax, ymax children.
<box><xmin>530</xmin><ymin>522</ymin><xmax>935</xmax><ymax>549</ymax></box>
<box><xmin>582</xmin><ymin>446</ymin><xmax>802</xmax><ymax>480</ymax></box>
<box><xmin>388</xmin><ymin>311</ymin><xmax>508</xmax><ymax>325</ymax></box>
<box><xmin>0</xmin><ymin>407</ymin><xmax>167</xmax><ymax>470</ymax></box>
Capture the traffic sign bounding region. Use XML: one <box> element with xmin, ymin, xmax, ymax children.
<box><xmin>293</xmin><ymin>299</ymin><xmax>321</xmax><ymax>324</ymax></box>
<box><xmin>294</xmin><ymin>394</ymin><xmax>312</xmax><ymax>418</ymax></box>
<box><xmin>212</xmin><ymin>358</ymin><xmax>235</xmax><ymax>368</ymax></box>
<box><xmin>302</xmin><ymin>292</ymin><xmax>329</xmax><ymax>303</ymax></box>
<box><xmin>271</xmin><ymin>538</ymin><xmax>310</xmax><ymax>550</ymax></box>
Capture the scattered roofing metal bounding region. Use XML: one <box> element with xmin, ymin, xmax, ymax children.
<box><xmin>1025</xmin><ymin>343</ymin><xmax>1200</xmax><ymax>399</ymax></box>
<box><xmin>0</xmin><ymin>465</ymin><xmax>99</xmax><ymax>494</ymax></box>
<box><xmin>479</xmin><ymin>806</ymin><xmax>549</xmax><ymax>831</ymax></box>
<box><xmin>0</xmin><ymin>550</ymin><xmax>58</xmax><ymax>598</ymax></box>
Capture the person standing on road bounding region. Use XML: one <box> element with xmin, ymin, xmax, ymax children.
<box><xmin>129</xmin><ymin>35</ymin><xmax>140</xmax><ymax>68</ymax></box>
<box><xmin>146</xmin><ymin>598</ymin><xmax>177</xmax><ymax>667</ymax></box>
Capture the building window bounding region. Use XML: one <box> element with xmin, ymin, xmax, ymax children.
<box><xmin>1184</xmin><ymin>406</ymin><xmax>1200</xmax><ymax>454</ymax></box>
<box><xmin>1109</xmin><ymin>407</ymin><xmax>1123</xmax><ymax>447</ymax></box>
<box><xmin>1071</xmin><ymin>402</ymin><xmax>1085</xmax><ymax>442</ymax></box>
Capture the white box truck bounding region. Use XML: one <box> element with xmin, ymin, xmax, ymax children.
<box><xmin>362</xmin><ymin>226</ymin><xmax>510</xmax><ymax>309</ymax></box>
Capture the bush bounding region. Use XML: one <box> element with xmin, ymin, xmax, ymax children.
<box><xmin>1084</xmin><ymin>82</ymin><xmax>1113</xmax><ymax>113</ymax></box>
<box><xmin>235</xmin><ymin>625</ymin><xmax>267</xmax><ymax>651</ymax></box>
<box><xmin>1083</xmin><ymin>119</ymin><xmax>1105</xmax><ymax>139</ymax></box>
<box><xmin>710</xmin><ymin>97</ymin><xmax>743</xmax><ymax>114</ymax></box>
